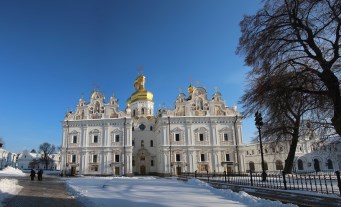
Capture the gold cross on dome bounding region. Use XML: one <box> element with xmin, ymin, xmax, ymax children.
<box><xmin>137</xmin><ymin>65</ymin><xmax>143</xmax><ymax>75</ymax></box>
<box><xmin>93</xmin><ymin>82</ymin><xmax>100</xmax><ymax>91</ymax></box>
<box><xmin>214</xmin><ymin>86</ymin><xmax>218</xmax><ymax>93</ymax></box>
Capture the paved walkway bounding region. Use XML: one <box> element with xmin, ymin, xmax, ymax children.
<box><xmin>3</xmin><ymin>174</ymin><xmax>81</xmax><ymax>207</ymax></box>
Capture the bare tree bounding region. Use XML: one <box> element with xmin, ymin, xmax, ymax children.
<box><xmin>241</xmin><ymin>71</ymin><xmax>316</xmax><ymax>173</ymax></box>
<box><xmin>39</xmin><ymin>142</ymin><xmax>56</xmax><ymax>170</ymax></box>
<box><xmin>237</xmin><ymin>0</ymin><xmax>341</xmax><ymax>137</ymax></box>
<box><xmin>29</xmin><ymin>159</ymin><xmax>40</xmax><ymax>169</ymax></box>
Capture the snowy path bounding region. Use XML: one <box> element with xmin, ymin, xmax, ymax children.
<box><xmin>2</xmin><ymin>175</ymin><xmax>81</xmax><ymax>207</ymax></box>
<box><xmin>66</xmin><ymin>177</ymin><xmax>296</xmax><ymax>207</ymax></box>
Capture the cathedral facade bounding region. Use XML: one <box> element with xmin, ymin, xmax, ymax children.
<box><xmin>61</xmin><ymin>75</ymin><xmax>242</xmax><ymax>176</ymax></box>
<box><xmin>60</xmin><ymin>75</ymin><xmax>340</xmax><ymax>176</ymax></box>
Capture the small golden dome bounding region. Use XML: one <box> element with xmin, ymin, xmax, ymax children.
<box><xmin>188</xmin><ymin>84</ymin><xmax>195</xmax><ymax>94</ymax></box>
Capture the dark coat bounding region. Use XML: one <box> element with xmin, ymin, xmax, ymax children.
<box><xmin>30</xmin><ymin>170</ymin><xmax>36</xmax><ymax>177</ymax></box>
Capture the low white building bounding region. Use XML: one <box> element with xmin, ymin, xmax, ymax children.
<box><xmin>17</xmin><ymin>150</ymin><xmax>61</xmax><ymax>170</ymax></box>
<box><xmin>0</xmin><ymin>141</ymin><xmax>17</xmax><ymax>169</ymax></box>
<box><xmin>243</xmin><ymin>137</ymin><xmax>341</xmax><ymax>173</ymax></box>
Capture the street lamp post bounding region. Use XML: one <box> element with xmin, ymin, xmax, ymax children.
<box><xmin>255</xmin><ymin>111</ymin><xmax>267</xmax><ymax>181</ymax></box>
<box><xmin>168</xmin><ymin>116</ymin><xmax>172</xmax><ymax>176</ymax></box>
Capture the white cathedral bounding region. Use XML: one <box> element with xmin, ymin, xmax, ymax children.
<box><xmin>61</xmin><ymin>75</ymin><xmax>340</xmax><ymax>176</ymax></box>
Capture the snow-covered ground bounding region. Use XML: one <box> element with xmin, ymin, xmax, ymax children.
<box><xmin>0</xmin><ymin>167</ymin><xmax>25</xmax><ymax>207</ymax></box>
<box><xmin>66</xmin><ymin>176</ymin><xmax>297</xmax><ymax>207</ymax></box>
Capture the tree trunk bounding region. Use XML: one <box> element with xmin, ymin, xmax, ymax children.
<box><xmin>319</xmin><ymin>69</ymin><xmax>341</xmax><ymax>137</ymax></box>
<box><xmin>283</xmin><ymin>127</ymin><xmax>300</xmax><ymax>174</ymax></box>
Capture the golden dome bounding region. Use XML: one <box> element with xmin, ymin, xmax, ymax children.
<box><xmin>126</xmin><ymin>75</ymin><xmax>154</xmax><ymax>106</ymax></box>
<box><xmin>188</xmin><ymin>83</ymin><xmax>195</xmax><ymax>94</ymax></box>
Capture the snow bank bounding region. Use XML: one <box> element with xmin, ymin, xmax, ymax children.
<box><xmin>187</xmin><ymin>179</ymin><xmax>296</xmax><ymax>207</ymax></box>
<box><xmin>0</xmin><ymin>167</ymin><xmax>26</xmax><ymax>177</ymax></box>
<box><xmin>0</xmin><ymin>178</ymin><xmax>23</xmax><ymax>207</ymax></box>
<box><xmin>66</xmin><ymin>176</ymin><xmax>296</xmax><ymax>207</ymax></box>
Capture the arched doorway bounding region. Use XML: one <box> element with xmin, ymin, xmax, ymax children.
<box><xmin>327</xmin><ymin>159</ymin><xmax>333</xmax><ymax>169</ymax></box>
<box><xmin>314</xmin><ymin>159</ymin><xmax>320</xmax><ymax>172</ymax></box>
<box><xmin>140</xmin><ymin>165</ymin><xmax>146</xmax><ymax>175</ymax></box>
<box><xmin>298</xmin><ymin>159</ymin><xmax>304</xmax><ymax>170</ymax></box>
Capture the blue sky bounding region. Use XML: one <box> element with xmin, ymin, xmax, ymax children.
<box><xmin>0</xmin><ymin>0</ymin><xmax>262</xmax><ymax>153</ymax></box>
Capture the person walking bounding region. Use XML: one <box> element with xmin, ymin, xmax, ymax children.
<box><xmin>37</xmin><ymin>169</ymin><xmax>43</xmax><ymax>181</ymax></box>
<box><xmin>30</xmin><ymin>169</ymin><xmax>36</xmax><ymax>181</ymax></box>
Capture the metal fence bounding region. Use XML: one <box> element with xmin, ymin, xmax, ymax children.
<box><xmin>180</xmin><ymin>171</ymin><xmax>341</xmax><ymax>196</ymax></box>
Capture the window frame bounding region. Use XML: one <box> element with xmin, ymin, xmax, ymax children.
<box><xmin>176</xmin><ymin>154</ymin><xmax>181</xmax><ymax>162</ymax></box>
<box><xmin>175</xmin><ymin>133</ymin><xmax>180</xmax><ymax>141</ymax></box>
<box><xmin>93</xmin><ymin>135</ymin><xmax>99</xmax><ymax>143</ymax></box>
<box><xmin>115</xmin><ymin>134</ymin><xmax>120</xmax><ymax>142</ymax></box>
<box><xmin>199</xmin><ymin>133</ymin><xmax>204</xmax><ymax>141</ymax></box>
<box><xmin>200</xmin><ymin>153</ymin><xmax>205</xmax><ymax>162</ymax></box>
<box><xmin>72</xmin><ymin>135</ymin><xmax>77</xmax><ymax>144</ymax></box>
<box><xmin>93</xmin><ymin>154</ymin><xmax>98</xmax><ymax>163</ymax></box>
<box><xmin>115</xmin><ymin>154</ymin><xmax>120</xmax><ymax>163</ymax></box>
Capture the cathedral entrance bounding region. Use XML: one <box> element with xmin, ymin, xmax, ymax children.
<box><xmin>71</xmin><ymin>166</ymin><xmax>76</xmax><ymax>176</ymax></box>
<box><xmin>140</xmin><ymin>165</ymin><xmax>146</xmax><ymax>175</ymax></box>
<box><xmin>176</xmin><ymin>166</ymin><xmax>181</xmax><ymax>175</ymax></box>
<box><xmin>114</xmin><ymin>167</ymin><xmax>120</xmax><ymax>175</ymax></box>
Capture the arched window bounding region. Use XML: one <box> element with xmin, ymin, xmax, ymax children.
<box><xmin>275</xmin><ymin>160</ymin><xmax>283</xmax><ymax>170</ymax></box>
<box><xmin>327</xmin><ymin>159</ymin><xmax>333</xmax><ymax>169</ymax></box>
<box><xmin>298</xmin><ymin>159</ymin><xmax>304</xmax><ymax>170</ymax></box>
<box><xmin>133</xmin><ymin>110</ymin><xmax>136</xmax><ymax>117</ymax></box>
<box><xmin>141</xmin><ymin>108</ymin><xmax>145</xmax><ymax>114</ymax></box>
<box><xmin>141</xmin><ymin>140</ymin><xmax>144</xmax><ymax>147</ymax></box>
<box><xmin>150</xmin><ymin>140</ymin><xmax>153</xmax><ymax>147</ymax></box>
<box><xmin>314</xmin><ymin>159</ymin><xmax>320</xmax><ymax>172</ymax></box>
<box><xmin>249</xmin><ymin>161</ymin><xmax>255</xmax><ymax>172</ymax></box>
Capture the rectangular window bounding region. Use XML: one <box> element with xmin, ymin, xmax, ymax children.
<box><xmin>175</xmin><ymin>134</ymin><xmax>180</xmax><ymax>141</ymax></box>
<box><xmin>132</xmin><ymin>140</ymin><xmax>135</xmax><ymax>146</ymax></box>
<box><xmin>176</xmin><ymin>154</ymin><xmax>181</xmax><ymax>161</ymax></box>
<box><xmin>223</xmin><ymin>133</ymin><xmax>228</xmax><ymax>141</ymax></box>
<box><xmin>72</xmin><ymin>135</ymin><xmax>77</xmax><ymax>143</ymax></box>
<box><xmin>71</xmin><ymin>155</ymin><xmax>76</xmax><ymax>163</ymax></box>
<box><xmin>90</xmin><ymin>165</ymin><xmax>98</xmax><ymax>171</ymax></box>
<box><xmin>94</xmin><ymin>135</ymin><xmax>98</xmax><ymax>143</ymax></box>
<box><xmin>201</xmin><ymin>154</ymin><xmax>205</xmax><ymax>162</ymax></box>
<box><xmin>225</xmin><ymin>154</ymin><xmax>230</xmax><ymax>161</ymax></box>
<box><xmin>151</xmin><ymin>160</ymin><xmax>154</xmax><ymax>166</ymax></box>
<box><xmin>199</xmin><ymin>134</ymin><xmax>204</xmax><ymax>141</ymax></box>
<box><xmin>115</xmin><ymin>134</ymin><xmax>120</xmax><ymax>142</ymax></box>
<box><xmin>150</xmin><ymin>140</ymin><xmax>153</xmax><ymax>147</ymax></box>
<box><xmin>115</xmin><ymin>154</ymin><xmax>120</xmax><ymax>162</ymax></box>
<box><xmin>93</xmin><ymin>155</ymin><xmax>97</xmax><ymax>163</ymax></box>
